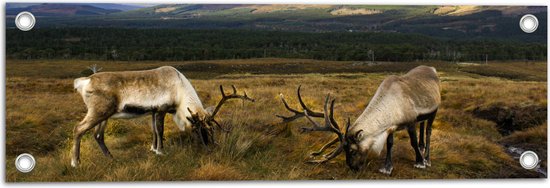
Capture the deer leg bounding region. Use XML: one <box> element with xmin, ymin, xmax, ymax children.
<box><xmin>93</xmin><ymin>120</ymin><xmax>112</xmax><ymax>158</ymax></box>
<box><xmin>379</xmin><ymin>132</ymin><xmax>394</xmax><ymax>175</ymax></box>
<box><xmin>150</xmin><ymin>111</ymin><xmax>158</xmax><ymax>153</ymax></box>
<box><xmin>418</xmin><ymin>121</ymin><xmax>425</xmax><ymax>154</ymax></box>
<box><xmin>72</xmin><ymin>94</ymin><xmax>116</xmax><ymax>167</ymax></box>
<box><xmin>425</xmin><ymin>110</ymin><xmax>437</xmax><ymax>167</ymax></box>
<box><xmin>407</xmin><ymin>124</ymin><xmax>425</xmax><ymax>169</ymax></box>
<box><xmin>310</xmin><ymin>137</ymin><xmax>339</xmax><ymax>156</ymax></box>
<box><xmin>154</xmin><ymin>112</ymin><xmax>166</xmax><ymax>155</ymax></box>
<box><xmin>71</xmin><ymin>113</ymin><xmax>107</xmax><ymax>167</ymax></box>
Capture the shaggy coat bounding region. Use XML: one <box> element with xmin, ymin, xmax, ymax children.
<box><xmin>71</xmin><ymin>66</ymin><xmax>208</xmax><ymax>167</ymax></box>
<box><xmin>74</xmin><ymin>66</ymin><xmax>207</xmax><ymax>131</ymax></box>
<box><xmin>344</xmin><ymin>65</ymin><xmax>440</xmax><ymax>173</ymax></box>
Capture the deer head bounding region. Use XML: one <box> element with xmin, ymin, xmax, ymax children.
<box><xmin>187</xmin><ymin>85</ymin><xmax>254</xmax><ymax>147</ymax></box>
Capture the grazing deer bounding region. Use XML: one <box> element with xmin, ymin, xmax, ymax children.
<box><xmin>72</xmin><ymin>66</ymin><xmax>253</xmax><ymax>167</ymax></box>
<box><xmin>278</xmin><ymin>65</ymin><xmax>440</xmax><ymax>174</ymax></box>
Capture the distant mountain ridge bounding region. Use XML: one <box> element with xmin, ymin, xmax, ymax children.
<box><xmin>6</xmin><ymin>3</ymin><xmax>145</xmax><ymax>16</ymax></box>
<box><xmin>84</xmin><ymin>3</ymin><xmax>146</xmax><ymax>11</ymax></box>
<box><xmin>6</xmin><ymin>3</ymin><xmax>120</xmax><ymax>16</ymax></box>
<box><xmin>7</xmin><ymin>3</ymin><xmax>545</xmax><ymax>18</ymax></box>
<box><xmin>5</xmin><ymin>3</ymin><xmax>546</xmax><ymax>42</ymax></box>
<box><xmin>119</xmin><ymin>4</ymin><xmax>544</xmax><ymax>17</ymax></box>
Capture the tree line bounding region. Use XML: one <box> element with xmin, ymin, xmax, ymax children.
<box><xmin>6</xmin><ymin>28</ymin><xmax>546</xmax><ymax>62</ymax></box>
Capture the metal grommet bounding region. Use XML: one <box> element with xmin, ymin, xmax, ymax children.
<box><xmin>519</xmin><ymin>14</ymin><xmax>538</xmax><ymax>33</ymax></box>
<box><xmin>15</xmin><ymin>11</ymin><xmax>36</xmax><ymax>31</ymax></box>
<box><xmin>15</xmin><ymin>153</ymin><xmax>36</xmax><ymax>173</ymax></box>
<box><xmin>519</xmin><ymin>151</ymin><xmax>539</xmax><ymax>170</ymax></box>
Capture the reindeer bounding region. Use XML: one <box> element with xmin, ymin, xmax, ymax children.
<box><xmin>72</xmin><ymin>66</ymin><xmax>253</xmax><ymax>167</ymax></box>
<box><xmin>278</xmin><ymin>65</ymin><xmax>440</xmax><ymax>175</ymax></box>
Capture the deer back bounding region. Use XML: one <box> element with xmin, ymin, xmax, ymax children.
<box><xmin>74</xmin><ymin>66</ymin><xmax>205</xmax><ymax>116</ymax></box>
<box><xmin>352</xmin><ymin>65</ymin><xmax>440</xmax><ymax>135</ymax></box>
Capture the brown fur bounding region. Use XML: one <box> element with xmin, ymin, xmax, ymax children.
<box><xmin>71</xmin><ymin>66</ymin><xmax>205</xmax><ymax>167</ymax></box>
<box><xmin>346</xmin><ymin>65</ymin><xmax>441</xmax><ymax>173</ymax></box>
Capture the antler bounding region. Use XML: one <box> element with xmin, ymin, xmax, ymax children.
<box><xmin>276</xmin><ymin>85</ymin><xmax>324</xmax><ymax>123</ymax></box>
<box><xmin>186</xmin><ymin>86</ymin><xmax>254</xmax><ymax>149</ymax></box>
<box><xmin>209</xmin><ymin>85</ymin><xmax>255</xmax><ymax>120</ymax></box>
<box><xmin>87</xmin><ymin>64</ymin><xmax>103</xmax><ymax>74</ymax></box>
<box><xmin>277</xmin><ymin>86</ymin><xmax>349</xmax><ymax>163</ymax></box>
<box><xmin>303</xmin><ymin>95</ymin><xmax>346</xmax><ymax>163</ymax></box>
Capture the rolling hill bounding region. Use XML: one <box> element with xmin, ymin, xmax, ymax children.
<box><xmin>5</xmin><ymin>3</ymin><xmax>547</xmax><ymax>42</ymax></box>
<box><xmin>82</xmin><ymin>3</ymin><xmax>146</xmax><ymax>11</ymax></box>
<box><xmin>6</xmin><ymin>3</ymin><xmax>121</xmax><ymax>16</ymax></box>
<box><xmin>5</xmin><ymin>3</ymin><xmax>148</xmax><ymax>16</ymax></box>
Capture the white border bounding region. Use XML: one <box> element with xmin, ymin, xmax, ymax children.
<box><xmin>1</xmin><ymin>0</ymin><xmax>549</xmax><ymax>188</ymax></box>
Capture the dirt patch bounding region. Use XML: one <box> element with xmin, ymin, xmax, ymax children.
<box><xmin>155</xmin><ymin>7</ymin><xmax>177</xmax><ymax>13</ymax></box>
<box><xmin>330</xmin><ymin>8</ymin><xmax>382</xmax><ymax>16</ymax></box>
<box><xmin>471</xmin><ymin>104</ymin><xmax>546</xmax><ymax>135</ymax></box>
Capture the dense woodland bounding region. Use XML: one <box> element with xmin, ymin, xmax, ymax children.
<box><xmin>6</xmin><ymin>28</ymin><xmax>547</xmax><ymax>62</ymax></box>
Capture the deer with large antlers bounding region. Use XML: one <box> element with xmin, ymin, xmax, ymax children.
<box><xmin>278</xmin><ymin>65</ymin><xmax>440</xmax><ymax>175</ymax></box>
<box><xmin>72</xmin><ymin>66</ymin><xmax>253</xmax><ymax>167</ymax></box>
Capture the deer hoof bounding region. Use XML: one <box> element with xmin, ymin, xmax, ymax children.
<box><xmin>414</xmin><ymin>163</ymin><xmax>426</xmax><ymax>169</ymax></box>
<box><xmin>71</xmin><ymin>159</ymin><xmax>79</xmax><ymax>168</ymax></box>
<box><xmin>154</xmin><ymin>150</ymin><xmax>165</xmax><ymax>155</ymax></box>
<box><xmin>424</xmin><ymin>159</ymin><xmax>431</xmax><ymax>167</ymax></box>
<box><xmin>150</xmin><ymin>146</ymin><xmax>164</xmax><ymax>155</ymax></box>
<box><xmin>378</xmin><ymin>167</ymin><xmax>393</xmax><ymax>175</ymax></box>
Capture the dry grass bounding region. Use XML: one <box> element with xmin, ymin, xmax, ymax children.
<box><xmin>5</xmin><ymin>59</ymin><xmax>546</xmax><ymax>181</ymax></box>
<box><xmin>459</xmin><ymin>62</ymin><xmax>547</xmax><ymax>81</ymax></box>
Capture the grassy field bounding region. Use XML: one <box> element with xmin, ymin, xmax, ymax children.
<box><xmin>4</xmin><ymin>58</ymin><xmax>547</xmax><ymax>181</ymax></box>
